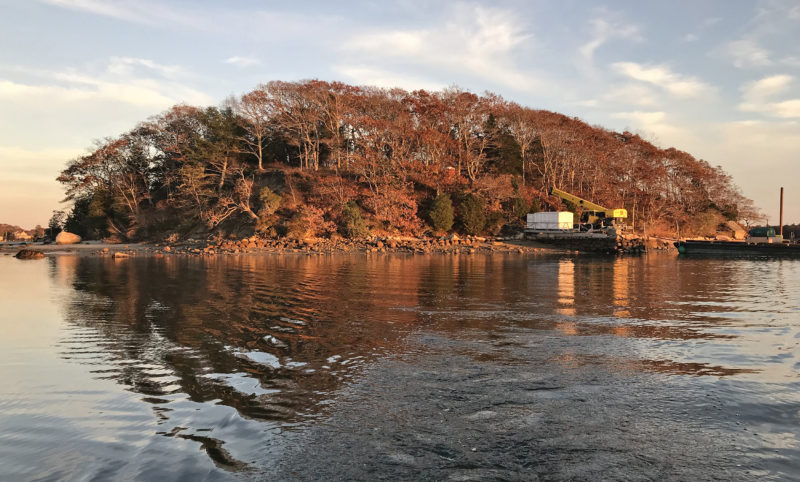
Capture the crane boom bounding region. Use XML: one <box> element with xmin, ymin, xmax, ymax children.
<box><xmin>548</xmin><ymin>187</ymin><xmax>627</xmax><ymax>227</ymax></box>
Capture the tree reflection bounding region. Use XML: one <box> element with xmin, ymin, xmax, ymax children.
<box><xmin>51</xmin><ymin>253</ymin><xmax>766</xmax><ymax>431</ymax></box>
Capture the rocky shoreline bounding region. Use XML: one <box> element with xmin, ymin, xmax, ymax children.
<box><xmin>3</xmin><ymin>233</ymin><xmax>677</xmax><ymax>259</ymax></box>
<box><xmin>2</xmin><ymin>235</ymin><xmax>558</xmax><ymax>258</ymax></box>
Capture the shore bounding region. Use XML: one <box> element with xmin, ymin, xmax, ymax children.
<box><xmin>1</xmin><ymin>235</ymin><xmax>566</xmax><ymax>258</ymax></box>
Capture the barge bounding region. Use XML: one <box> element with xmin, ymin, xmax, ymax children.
<box><xmin>675</xmin><ymin>227</ymin><xmax>800</xmax><ymax>258</ymax></box>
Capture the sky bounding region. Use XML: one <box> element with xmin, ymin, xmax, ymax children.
<box><xmin>1</xmin><ymin>0</ymin><xmax>799</xmax><ymax>228</ymax></box>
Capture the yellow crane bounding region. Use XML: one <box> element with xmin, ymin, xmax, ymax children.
<box><xmin>548</xmin><ymin>187</ymin><xmax>627</xmax><ymax>229</ymax></box>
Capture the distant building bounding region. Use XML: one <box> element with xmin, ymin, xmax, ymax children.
<box><xmin>14</xmin><ymin>231</ymin><xmax>32</xmax><ymax>241</ymax></box>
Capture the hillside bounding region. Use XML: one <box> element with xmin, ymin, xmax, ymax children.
<box><xmin>55</xmin><ymin>80</ymin><xmax>761</xmax><ymax>241</ymax></box>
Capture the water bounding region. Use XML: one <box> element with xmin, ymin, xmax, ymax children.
<box><xmin>1</xmin><ymin>253</ymin><xmax>799</xmax><ymax>480</ymax></box>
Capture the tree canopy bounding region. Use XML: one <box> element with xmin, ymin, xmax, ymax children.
<box><xmin>56</xmin><ymin>80</ymin><xmax>761</xmax><ymax>240</ymax></box>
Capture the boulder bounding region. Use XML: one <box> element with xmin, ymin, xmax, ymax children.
<box><xmin>725</xmin><ymin>221</ymin><xmax>747</xmax><ymax>240</ymax></box>
<box><xmin>15</xmin><ymin>249</ymin><xmax>45</xmax><ymax>260</ymax></box>
<box><xmin>55</xmin><ymin>231</ymin><xmax>81</xmax><ymax>245</ymax></box>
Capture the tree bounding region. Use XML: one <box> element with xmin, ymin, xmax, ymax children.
<box><xmin>511</xmin><ymin>197</ymin><xmax>530</xmax><ymax>219</ymax></box>
<box><xmin>46</xmin><ymin>211</ymin><xmax>66</xmax><ymax>239</ymax></box>
<box><xmin>232</xmin><ymin>87</ymin><xmax>273</xmax><ymax>170</ymax></box>
<box><xmin>256</xmin><ymin>187</ymin><xmax>282</xmax><ymax>234</ymax></box>
<box><xmin>339</xmin><ymin>201</ymin><xmax>369</xmax><ymax>238</ymax></box>
<box><xmin>428</xmin><ymin>194</ymin><xmax>454</xmax><ymax>232</ymax></box>
<box><xmin>501</xmin><ymin>103</ymin><xmax>538</xmax><ymax>183</ymax></box>
<box><xmin>459</xmin><ymin>194</ymin><xmax>486</xmax><ymax>235</ymax></box>
<box><xmin>50</xmin><ymin>79</ymin><xmax>756</xmax><ymax>240</ymax></box>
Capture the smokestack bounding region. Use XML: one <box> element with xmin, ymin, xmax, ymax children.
<box><xmin>779</xmin><ymin>187</ymin><xmax>784</xmax><ymax>237</ymax></box>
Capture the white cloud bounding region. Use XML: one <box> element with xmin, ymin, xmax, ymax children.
<box><xmin>0</xmin><ymin>58</ymin><xmax>214</xmax><ymax>226</ymax></box>
<box><xmin>612</xmin><ymin>62</ymin><xmax>714</xmax><ymax>98</ymax></box>
<box><xmin>106</xmin><ymin>57</ymin><xmax>185</xmax><ymax>79</ymax></box>
<box><xmin>578</xmin><ymin>16</ymin><xmax>640</xmax><ymax>63</ymax></box>
<box><xmin>0</xmin><ymin>58</ymin><xmax>212</xmax><ymax>109</ymax></box>
<box><xmin>742</xmin><ymin>74</ymin><xmax>792</xmax><ymax>99</ymax></box>
<box><xmin>611</xmin><ymin>110</ymin><xmax>666</xmax><ymax>125</ymax></box>
<box><xmin>39</xmin><ymin>0</ymin><xmax>344</xmax><ymax>42</ymax></box>
<box><xmin>0</xmin><ymin>146</ymin><xmax>82</xmax><ymax>227</ymax></box>
<box><xmin>703</xmin><ymin>120</ymin><xmax>800</xmax><ymax>223</ymax></box>
<box><xmin>339</xmin><ymin>4</ymin><xmax>539</xmax><ymax>92</ymax></box>
<box><xmin>723</xmin><ymin>39</ymin><xmax>772</xmax><ymax>68</ymax></box>
<box><xmin>225</xmin><ymin>56</ymin><xmax>260</xmax><ymax>68</ymax></box>
<box><xmin>609</xmin><ymin>110</ymin><xmax>696</xmax><ymax>148</ymax></box>
<box><xmin>332</xmin><ymin>65</ymin><xmax>446</xmax><ymax>92</ymax></box>
<box><xmin>38</xmin><ymin>0</ymin><xmax>214</xmax><ymax>30</ymax></box>
<box><xmin>605</xmin><ymin>83</ymin><xmax>660</xmax><ymax>107</ymax></box>
<box><xmin>40</xmin><ymin>0</ymin><xmax>147</xmax><ymax>22</ymax></box>
<box><xmin>739</xmin><ymin>74</ymin><xmax>800</xmax><ymax>118</ymax></box>
<box><xmin>770</xmin><ymin>99</ymin><xmax>800</xmax><ymax>117</ymax></box>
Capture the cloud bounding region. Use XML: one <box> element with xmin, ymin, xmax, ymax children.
<box><xmin>742</xmin><ymin>74</ymin><xmax>792</xmax><ymax>99</ymax></box>
<box><xmin>0</xmin><ymin>146</ymin><xmax>82</xmax><ymax>227</ymax></box>
<box><xmin>0</xmin><ymin>58</ymin><xmax>212</xmax><ymax>109</ymax></box>
<box><xmin>604</xmin><ymin>83</ymin><xmax>660</xmax><ymax>108</ymax></box>
<box><xmin>609</xmin><ymin>110</ymin><xmax>695</xmax><ymax>148</ymax></box>
<box><xmin>703</xmin><ymin>119</ymin><xmax>800</xmax><ymax>223</ymax></box>
<box><xmin>106</xmin><ymin>57</ymin><xmax>185</xmax><ymax>79</ymax></box>
<box><xmin>39</xmin><ymin>0</ymin><xmax>343</xmax><ymax>41</ymax></box>
<box><xmin>0</xmin><ymin>58</ymin><xmax>214</xmax><ymax>226</ymax></box>
<box><xmin>739</xmin><ymin>74</ymin><xmax>800</xmax><ymax>118</ymax></box>
<box><xmin>611</xmin><ymin>110</ymin><xmax>666</xmax><ymax>125</ymax></box>
<box><xmin>40</xmin><ymin>0</ymin><xmax>147</xmax><ymax>23</ymax></box>
<box><xmin>612</xmin><ymin>62</ymin><xmax>714</xmax><ymax>98</ymax></box>
<box><xmin>38</xmin><ymin>0</ymin><xmax>214</xmax><ymax>30</ymax></box>
<box><xmin>225</xmin><ymin>56</ymin><xmax>260</xmax><ymax>68</ymax></box>
<box><xmin>723</xmin><ymin>39</ymin><xmax>772</xmax><ymax>68</ymax></box>
<box><xmin>578</xmin><ymin>15</ymin><xmax>640</xmax><ymax>63</ymax></box>
<box><xmin>338</xmin><ymin>4</ymin><xmax>539</xmax><ymax>92</ymax></box>
<box><xmin>332</xmin><ymin>65</ymin><xmax>446</xmax><ymax>92</ymax></box>
<box><xmin>768</xmin><ymin>99</ymin><xmax>800</xmax><ymax>117</ymax></box>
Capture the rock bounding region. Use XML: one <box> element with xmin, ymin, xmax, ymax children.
<box><xmin>55</xmin><ymin>231</ymin><xmax>81</xmax><ymax>245</ymax></box>
<box><xmin>15</xmin><ymin>249</ymin><xmax>45</xmax><ymax>260</ymax></box>
<box><xmin>112</xmin><ymin>252</ymin><xmax>130</xmax><ymax>259</ymax></box>
<box><xmin>164</xmin><ymin>246</ymin><xmax>171</xmax><ymax>252</ymax></box>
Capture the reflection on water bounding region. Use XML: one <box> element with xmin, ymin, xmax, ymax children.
<box><xmin>1</xmin><ymin>253</ymin><xmax>800</xmax><ymax>479</ymax></box>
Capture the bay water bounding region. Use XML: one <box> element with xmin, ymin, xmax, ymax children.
<box><xmin>1</xmin><ymin>253</ymin><xmax>799</xmax><ymax>480</ymax></box>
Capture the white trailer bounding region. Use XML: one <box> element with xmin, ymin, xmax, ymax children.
<box><xmin>526</xmin><ymin>211</ymin><xmax>574</xmax><ymax>231</ymax></box>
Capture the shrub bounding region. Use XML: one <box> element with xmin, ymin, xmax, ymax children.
<box><xmin>285</xmin><ymin>207</ymin><xmax>312</xmax><ymax>240</ymax></box>
<box><xmin>428</xmin><ymin>194</ymin><xmax>454</xmax><ymax>232</ymax></box>
<box><xmin>256</xmin><ymin>187</ymin><xmax>282</xmax><ymax>234</ymax></box>
<box><xmin>459</xmin><ymin>193</ymin><xmax>486</xmax><ymax>235</ymax></box>
<box><xmin>485</xmin><ymin>210</ymin><xmax>505</xmax><ymax>235</ymax></box>
<box><xmin>511</xmin><ymin>197</ymin><xmax>530</xmax><ymax>219</ymax></box>
<box><xmin>339</xmin><ymin>201</ymin><xmax>370</xmax><ymax>239</ymax></box>
<box><xmin>259</xmin><ymin>187</ymin><xmax>282</xmax><ymax>213</ymax></box>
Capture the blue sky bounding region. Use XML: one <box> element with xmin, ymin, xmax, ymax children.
<box><xmin>1</xmin><ymin>0</ymin><xmax>799</xmax><ymax>227</ymax></box>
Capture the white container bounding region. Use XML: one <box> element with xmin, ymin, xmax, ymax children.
<box><xmin>526</xmin><ymin>211</ymin><xmax>574</xmax><ymax>230</ymax></box>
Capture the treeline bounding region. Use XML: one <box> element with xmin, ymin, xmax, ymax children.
<box><xmin>56</xmin><ymin>80</ymin><xmax>760</xmax><ymax>241</ymax></box>
<box><xmin>0</xmin><ymin>223</ymin><xmax>44</xmax><ymax>241</ymax></box>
